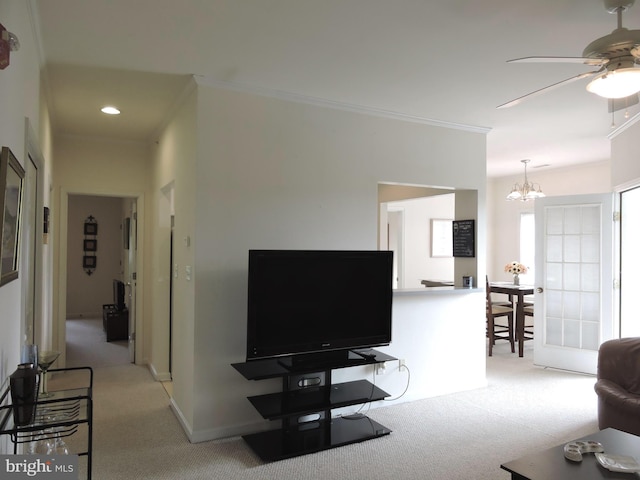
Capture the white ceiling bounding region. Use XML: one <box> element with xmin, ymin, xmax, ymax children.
<box><xmin>33</xmin><ymin>0</ymin><xmax>640</xmax><ymax>177</ymax></box>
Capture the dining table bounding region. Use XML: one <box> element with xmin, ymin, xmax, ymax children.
<box><xmin>490</xmin><ymin>282</ymin><xmax>535</xmax><ymax>357</ymax></box>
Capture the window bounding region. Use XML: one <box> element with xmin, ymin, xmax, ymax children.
<box><xmin>520</xmin><ymin>212</ymin><xmax>535</xmax><ymax>283</ymax></box>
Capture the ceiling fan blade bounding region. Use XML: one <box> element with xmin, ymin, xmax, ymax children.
<box><xmin>497</xmin><ymin>70</ymin><xmax>601</xmax><ymax>109</ymax></box>
<box><xmin>608</xmin><ymin>93</ymin><xmax>639</xmax><ymax>112</ymax></box>
<box><xmin>507</xmin><ymin>56</ymin><xmax>609</xmax><ymax>66</ymax></box>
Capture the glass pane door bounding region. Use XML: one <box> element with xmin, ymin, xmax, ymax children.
<box><xmin>534</xmin><ymin>194</ymin><xmax>614</xmax><ymax>374</ymax></box>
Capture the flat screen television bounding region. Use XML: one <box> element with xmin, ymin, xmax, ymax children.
<box><xmin>113</xmin><ymin>279</ymin><xmax>126</xmax><ymax>311</ymax></box>
<box><xmin>246</xmin><ymin>250</ymin><xmax>393</xmax><ymax>364</ymax></box>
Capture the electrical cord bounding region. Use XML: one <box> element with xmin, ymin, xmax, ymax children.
<box><xmin>343</xmin><ymin>361</ymin><xmax>411</xmax><ymax>420</ymax></box>
<box><xmin>343</xmin><ymin>366</ymin><xmax>376</xmax><ymax>418</ymax></box>
<box><xmin>384</xmin><ymin>363</ymin><xmax>411</xmax><ymax>401</ymax></box>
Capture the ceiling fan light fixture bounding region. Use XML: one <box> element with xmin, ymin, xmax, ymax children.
<box><xmin>586</xmin><ymin>68</ymin><xmax>640</xmax><ymax>98</ymax></box>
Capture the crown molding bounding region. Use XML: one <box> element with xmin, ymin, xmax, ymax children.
<box><xmin>608</xmin><ymin>109</ymin><xmax>640</xmax><ymax>139</ymax></box>
<box><xmin>193</xmin><ymin>75</ymin><xmax>491</xmax><ymax>135</ymax></box>
<box><xmin>28</xmin><ymin>0</ymin><xmax>46</xmax><ymax>69</ymax></box>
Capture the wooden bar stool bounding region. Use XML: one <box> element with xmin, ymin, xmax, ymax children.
<box><xmin>486</xmin><ymin>277</ymin><xmax>515</xmax><ymax>356</ymax></box>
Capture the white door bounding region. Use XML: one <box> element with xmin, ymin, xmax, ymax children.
<box><xmin>127</xmin><ymin>202</ymin><xmax>137</xmax><ymax>363</ymax></box>
<box><xmin>533</xmin><ymin>194</ymin><xmax>615</xmax><ymax>374</ymax></box>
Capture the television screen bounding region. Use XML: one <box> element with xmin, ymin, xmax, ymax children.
<box><xmin>246</xmin><ymin>250</ymin><xmax>393</xmax><ymax>361</ymax></box>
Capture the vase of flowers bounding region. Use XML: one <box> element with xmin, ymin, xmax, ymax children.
<box><xmin>504</xmin><ymin>261</ymin><xmax>528</xmax><ymax>285</ymax></box>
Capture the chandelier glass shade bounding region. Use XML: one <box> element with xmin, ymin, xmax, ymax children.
<box><xmin>586</xmin><ymin>68</ymin><xmax>640</xmax><ymax>99</ymax></box>
<box><xmin>506</xmin><ymin>159</ymin><xmax>545</xmax><ymax>202</ymax></box>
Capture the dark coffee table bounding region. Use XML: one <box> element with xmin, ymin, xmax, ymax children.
<box><xmin>501</xmin><ymin>428</ymin><xmax>640</xmax><ymax>479</ymax></box>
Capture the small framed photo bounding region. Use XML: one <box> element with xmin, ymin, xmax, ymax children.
<box><xmin>84</xmin><ymin>222</ymin><xmax>98</xmax><ymax>235</ymax></box>
<box><xmin>83</xmin><ymin>255</ymin><xmax>97</xmax><ymax>269</ymax></box>
<box><xmin>431</xmin><ymin>218</ymin><xmax>453</xmax><ymax>257</ymax></box>
<box><xmin>84</xmin><ymin>239</ymin><xmax>97</xmax><ymax>252</ymax></box>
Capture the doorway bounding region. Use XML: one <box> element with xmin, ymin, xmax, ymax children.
<box><xmin>620</xmin><ymin>186</ymin><xmax>640</xmax><ymax>337</ymax></box>
<box><xmin>57</xmin><ymin>190</ymin><xmax>144</xmax><ymax>369</ymax></box>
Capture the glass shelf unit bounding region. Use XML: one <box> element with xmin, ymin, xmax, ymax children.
<box><xmin>0</xmin><ymin>367</ymin><xmax>93</xmax><ymax>480</ymax></box>
<box><xmin>232</xmin><ymin>349</ymin><xmax>395</xmax><ymax>461</ymax></box>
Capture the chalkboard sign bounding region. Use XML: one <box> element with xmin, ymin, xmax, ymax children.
<box><xmin>453</xmin><ymin>220</ymin><xmax>475</xmax><ymax>257</ymax></box>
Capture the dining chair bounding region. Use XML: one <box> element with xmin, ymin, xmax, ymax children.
<box><xmin>486</xmin><ymin>277</ymin><xmax>515</xmax><ymax>356</ymax></box>
<box><xmin>522</xmin><ymin>304</ymin><xmax>534</xmax><ymax>343</ymax></box>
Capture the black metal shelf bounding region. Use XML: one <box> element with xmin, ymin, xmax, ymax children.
<box><xmin>0</xmin><ymin>367</ymin><xmax>93</xmax><ymax>479</ymax></box>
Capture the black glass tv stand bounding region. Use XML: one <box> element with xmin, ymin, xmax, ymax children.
<box><xmin>232</xmin><ymin>349</ymin><xmax>395</xmax><ymax>462</ymax></box>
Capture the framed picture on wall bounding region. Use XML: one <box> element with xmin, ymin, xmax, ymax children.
<box><xmin>0</xmin><ymin>147</ymin><xmax>25</xmax><ymax>286</ymax></box>
<box><xmin>84</xmin><ymin>222</ymin><xmax>98</xmax><ymax>235</ymax></box>
<box><xmin>431</xmin><ymin>218</ymin><xmax>453</xmax><ymax>257</ymax></box>
<box><xmin>83</xmin><ymin>255</ymin><xmax>97</xmax><ymax>269</ymax></box>
<box><xmin>84</xmin><ymin>239</ymin><xmax>97</xmax><ymax>252</ymax></box>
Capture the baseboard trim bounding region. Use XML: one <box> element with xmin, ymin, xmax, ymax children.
<box><xmin>148</xmin><ymin>363</ymin><xmax>171</xmax><ymax>382</ymax></box>
<box><xmin>168</xmin><ymin>398</ymin><xmax>270</xmax><ymax>443</ymax></box>
<box><xmin>169</xmin><ymin>398</ymin><xmax>193</xmax><ymax>440</ymax></box>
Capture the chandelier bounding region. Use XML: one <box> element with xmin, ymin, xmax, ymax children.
<box><xmin>506</xmin><ymin>159</ymin><xmax>545</xmax><ymax>202</ymax></box>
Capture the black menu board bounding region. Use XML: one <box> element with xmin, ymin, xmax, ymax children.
<box><xmin>453</xmin><ymin>220</ymin><xmax>475</xmax><ymax>257</ymax></box>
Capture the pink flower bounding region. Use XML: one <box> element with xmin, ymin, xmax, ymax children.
<box><xmin>504</xmin><ymin>261</ymin><xmax>528</xmax><ymax>274</ymax></box>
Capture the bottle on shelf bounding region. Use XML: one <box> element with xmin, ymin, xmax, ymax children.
<box><xmin>9</xmin><ymin>363</ymin><xmax>38</xmax><ymax>426</ymax></box>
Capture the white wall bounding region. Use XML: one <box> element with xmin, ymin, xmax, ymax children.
<box><xmin>0</xmin><ymin>2</ymin><xmax>53</xmax><ymax>454</ymax></box>
<box><xmin>159</xmin><ymin>82</ymin><xmax>487</xmax><ymax>442</ymax></box>
<box><xmin>611</xmin><ymin>121</ymin><xmax>640</xmax><ymax>189</ymax></box>
<box><xmin>0</xmin><ymin>4</ymin><xmax>44</xmax><ymax>377</ymax></box>
<box><xmin>151</xmin><ymin>85</ymin><xmax>197</xmax><ymax>418</ymax></box>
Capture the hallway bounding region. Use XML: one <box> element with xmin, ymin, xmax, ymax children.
<box><xmin>65</xmin><ymin>317</ymin><xmax>129</xmax><ymax>369</ymax></box>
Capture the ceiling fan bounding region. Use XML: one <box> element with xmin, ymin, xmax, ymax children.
<box><xmin>498</xmin><ymin>0</ymin><xmax>640</xmax><ymax>112</ymax></box>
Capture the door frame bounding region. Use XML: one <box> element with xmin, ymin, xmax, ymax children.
<box><xmin>126</xmin><ymin>200</ymin><xmax>137</xmax><ymax>364</ymax></box>
<box><xmin>23</xmin><ymin>119</ymin><xmax>45</xmax><ymax>347</ymax></box>
<box><xmin>615</xmin><ymin>178</ymin><xmax>640</xmax><ymax>337</ymax></box>
<box><xmin>55</xmin><ymin>188</ymin><xmax>145</xmax><ymax>367</ymax></box>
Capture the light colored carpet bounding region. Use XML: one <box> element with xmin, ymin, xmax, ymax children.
<box><xmin>66</xmin><ymin>317</ymin><xmax>129</xmax><ymax>369</ymax></box>
<box><xmin>52</xmin><ymin>337</ymin><xmax>599</xmax><ymax>480</ymax></box>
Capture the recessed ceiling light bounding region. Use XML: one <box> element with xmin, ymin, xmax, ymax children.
<box><xmin>101</xmin><ymin>106</ymin><xmax>121</xmax><ymax>115</ymax></box>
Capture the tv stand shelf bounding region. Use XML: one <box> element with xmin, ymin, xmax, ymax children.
<box><xmin>232</xmin><ymin>349</ymin><xmax>395</xmax><ymax>462</ymax></box>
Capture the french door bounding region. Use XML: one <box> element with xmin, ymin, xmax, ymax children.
<box><xmin>533</xmin><ymin>194</ymin><xmax>615</xmax><ymax>374</ymax></box>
